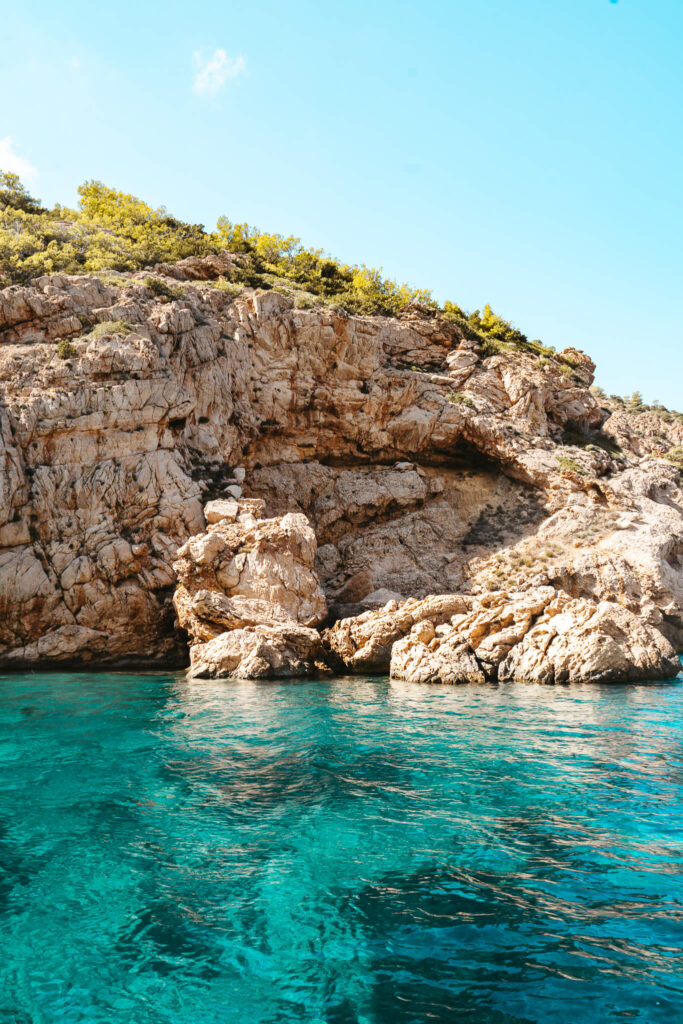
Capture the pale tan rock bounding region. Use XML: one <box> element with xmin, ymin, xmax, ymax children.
<box><xmin>189</xmin><ymin>624</ymin><xmax>322</xmax><ymax>679</ymax></box>
<box><xmin>499</xmin><ymin>596</ymin><xmax>680</xmax><ymax>683</ymax></box>
<box><xmin>0</xmin><ymin>520</ymin><xmax>30</xmax><ymax>547</ymax></box>
<box><xmin>388</xmin><ymin>588</ymin><xmax>679</xmax><ymax>685</ymax></box>
<box><xmin>173</xmin><ymin>500</ymin><xmax>327</xmax><ymax>677</ymax></box>
<box><xmin>204</xmin><ymin>499</ymin><xmax>239</xmax><ymax>524</ymax></box>
<box><xmin>3</xmin><ymin>625</ymin><xmax>109</xmax><ymax>665</ymax></box>
<box><xmin>323</xmin><ymin>593</ymin><xmax>468</xmax><ymax>672</ymax></box>
<box><xmin>391</xmin><ymin>634</ymin><xmax>486</xmax><ymax>685</ymax></box>
<box><xmin>361</xmin><ymin>588</ymin><xmax>406</xmax><ymax>608</ymax></box>
<box><xmin>173</xmin><ymin>502</ymin><xmax>327</xmax><ymax>643</ymax></box>
<box><xmin>1</xmin><ymin>256</ymin><xmax>683</xmax><ymax>675</ymax></box>
<box><xmin>386</xmin><ymin>587</ymin><xmax>552</xmax><ymax>683</ymax></box>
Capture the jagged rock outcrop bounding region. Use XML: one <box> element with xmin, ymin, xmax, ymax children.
<box><xmin>172</xmin><ymin>498</ymin><xmax>326</xmax><ymax>678</ymax></box>
<box><xmin>324</xmin><ymin>588</ymin><xmax>679</xmax><ymax>684</ymax></box>
<box><xmin>323</xmin><ymin>594</ymin><xmax>468</xmax><ymax>673</ymax></box>
<box><xmin>388</xmin><ymin>588</ymin><xmax>679</xmax><ymax>685</ymax></box>
<box><xmin>188</xmin><ymin>623</ymin><xmax>323</xmax><ymax>680</ymax></box>
<box><xmin>1</xmin><ymin>256</ymin><xmax>682</xmax><ymax>681</ymax></box>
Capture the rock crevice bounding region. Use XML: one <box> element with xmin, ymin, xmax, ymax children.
<box><xmin>1</xmin><ymin>258</ymin><xmax>682</xmax><ymax>682</ymax></box>
<box><xmin>172</xmin><ymin>498</ymin><xmax>327</xmax><ymax>678</ymax></box>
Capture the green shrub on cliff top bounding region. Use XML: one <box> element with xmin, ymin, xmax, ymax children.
<box><xmin>0</xmin><ymin>172</ymin><xmax>44</xmax><ymax>214</ymax></box>
<box><xmin>0</xmin><ymin>171</ymin><xmax>552</xmax><ymax>349</ymax></box>
<box><xmin>442</xmin><ymin>300</ymin><xmax>553</xmax><ymax>359</ymax></box>
<box><xmin>664</xmin><ymin>447</ymin><xmax>683</xmax><ymax>471</ymax></box>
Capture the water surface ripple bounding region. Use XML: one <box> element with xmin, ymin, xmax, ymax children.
<box><xmin>1</xmin><ymin>672</ymin><xmax>683</xmax><ymax>1023</ymax></box>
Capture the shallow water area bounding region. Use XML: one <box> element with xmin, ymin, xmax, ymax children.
<box><xmin>1</xmin><ymin>670</ymin><xmax>683</xmax><ymax>1023</ymax></box>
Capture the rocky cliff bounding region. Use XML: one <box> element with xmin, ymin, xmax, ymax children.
<box><xmin>1</xmin><ymin>257</ymin><xmax>681</xmax><ymax>681</ymax></box>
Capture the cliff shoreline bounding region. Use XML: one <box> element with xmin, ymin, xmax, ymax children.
<box><xmin>2</xmin><ymin>256</ymin><xmax>682</xmax><ymax>682</ymax></box>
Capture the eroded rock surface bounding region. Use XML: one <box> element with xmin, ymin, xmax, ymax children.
<box><xmin>188</xmin><ymin>624</ymin><xmax>323</xmax><ymax>680</ymax></box>
<box><xmin>1</xmin><ymin>258</ymin><xmax>682</xmax><ymax>681</ymax></box>
<box><xmin>173</xmin><ymin>499</ymin><xmax>326</xmax><ymax>678</ymax></box>
<box><xmin>331</xmin><ymin>587</ymin><xmax>680</xmax><ymax>685</ymax></box>
<box><xmin>323</xmin><ymin>594</ymin><xmax>467</xmax><ymax>673</ymax></box>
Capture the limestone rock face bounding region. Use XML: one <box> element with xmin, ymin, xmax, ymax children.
<box><xmin>189</xmin><ymin>624</ymin><xmax>323</xmax><ymax>680</ymax></box>
<box><xmin>173</xmin><ymin>499</ymin><xmax>327</xmax><ymax>678</ymax></box>
<box><xmin>323</xmin><ymin>594</ymin><xmax>467</xmax><ymax>673</ymax></box>
<box><xmin>480</xmin><ymin>460</ymin><xmax>683</xmax><ymax>646</ymax></box>
<box><xmin>498</xmin><ymin>596</ymin><xmax>680</xmax><ymax>684</ymax></box>
<box><xmin>1</xmin><ymin>258</ymin><xmax>683</xmax><ymax>678</ymax></box>
<box><xmin>391</xmin><ymin>631</ymin><xmax>486</xmax><ymax>685</ymax></box>
<box><xmin>385</xmin><ymin>588</ymin><xmax>680</xmax><ymax>685</ymax></box>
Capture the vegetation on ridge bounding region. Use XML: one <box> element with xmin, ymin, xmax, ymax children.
<box><xmin>0</xmin><ymin>170</ymin><xmax>541</xmax><ymax>346</ymax></box>
<box><xmin>2</xmin><ymin>172</ymin><xmax>680</xmax><ymax>419</ymax></box>
<box><xmin>591</xmin><ymin>386</ymin><xmax>683</xmax><ymax>425</ymax></box>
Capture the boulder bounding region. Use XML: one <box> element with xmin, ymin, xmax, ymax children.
<box><xmin>498</xmin><ymin>596</ymin><xmax>681</xmax><ymax>684</ymax></box>
<box><xmin>189</xmin><ymin>623</ymin><xmax>323</xmax><ymax>679</ymax></box>
<box><xmin>326</xmin><ymin>586</ymin><xmax>680</xmax><ymax>685</ymax></box>
<box><xmin>322</xmin><ymin>594</ymin><xmax>468</xmax><ymax>672</ymax></box>
<box><xmin>174</xmin><ymin>500</ymin><xmax>327</xmax><ymax>678</ymax></box>
<box><xmin>389</xmin><ymin>587</ymin><xmax>679</xmax><ymax>684</ymax></box>
<box><xmin>204</xmin><ymin>499</ymin><xmax>239</xmax><ymax>524</ymax></box>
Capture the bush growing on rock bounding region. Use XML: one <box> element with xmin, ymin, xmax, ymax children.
<box><xmin>441</xmin><ymin>301</ymin><xmax>554</xmax><ymax>360</ymax></box>
<box><xmin>56</xmin><ymin>339</ymin><xmax>77</xmax><ymax>359</ymax></box>
<box><xmin>77</xmin><ymin>181</ymin><xmax>212</xmax><ymax>271</ymax></box>
<box><xmin>446</xmin><ymin>391</ymin><xmax>476</xmax><ymax>409</ymax></box>
<box><xmin>143</xmin><ymin>276</ymin><xmax>185</xmax><ymax>300</ymax></box>
<box><xmin>293</xmin><ymin>292</ymin><xmax>317</xmax><ymax>309</ymax></box>
<box><xmin>664</xmin><ymin>447</ymin><xmax>683</xmax><ymax>471</ymax></box>
<box><xmin>556</xmin><ymin>454</ymin><xmax>585</xmax><ymax>475</ymax></box>
<box><xmin>87</xmin><ymin>320</ymin><xmax>132</xmax><ymax>340</ymax></box>
<box><xmin>208</xmin><ymin>276</ymin><xmax>243</xmax><ymax>296</ymax></box>
<box><xmin>0</xmin><ymin>172</ymin><xmax>44</xmax><ymax>214</ymax></box>
<box><xmin>0</xmin><ymin>170</ymin><xmax>548</xmax><ymax>346</ymax></box>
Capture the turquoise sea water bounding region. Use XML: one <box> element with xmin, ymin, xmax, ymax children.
<box><xmin>1</xmin><ymin>672</ymin><xmax>683</xmax><ymax>1023</ymax></box>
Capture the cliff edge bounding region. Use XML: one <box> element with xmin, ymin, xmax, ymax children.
<box><xmin>1</xmin><ymin>257</ymin><xmax>682</xmax><ymax>681</ymax></box>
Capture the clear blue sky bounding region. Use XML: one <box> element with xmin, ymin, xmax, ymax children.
<box><xmin>2</xmin><ymin>0</ymin><xmax>682</xmax><ymax>406</ymax></box>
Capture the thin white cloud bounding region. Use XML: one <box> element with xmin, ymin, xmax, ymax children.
<box><xmin>193</xmin><ymin>49</ymin><xmax>246</xmax><ymax>96</ymax></box>
<box><xmin>0</xmin><ymin>137</ymin><xmax>38</xmax><ymax>180</ymax></box>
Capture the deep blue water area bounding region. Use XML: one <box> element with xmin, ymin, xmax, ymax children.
<box><xmin>1</xmin><ymin>671</ymin><xmax>683</xmax><ymax>1023</ymax></box>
